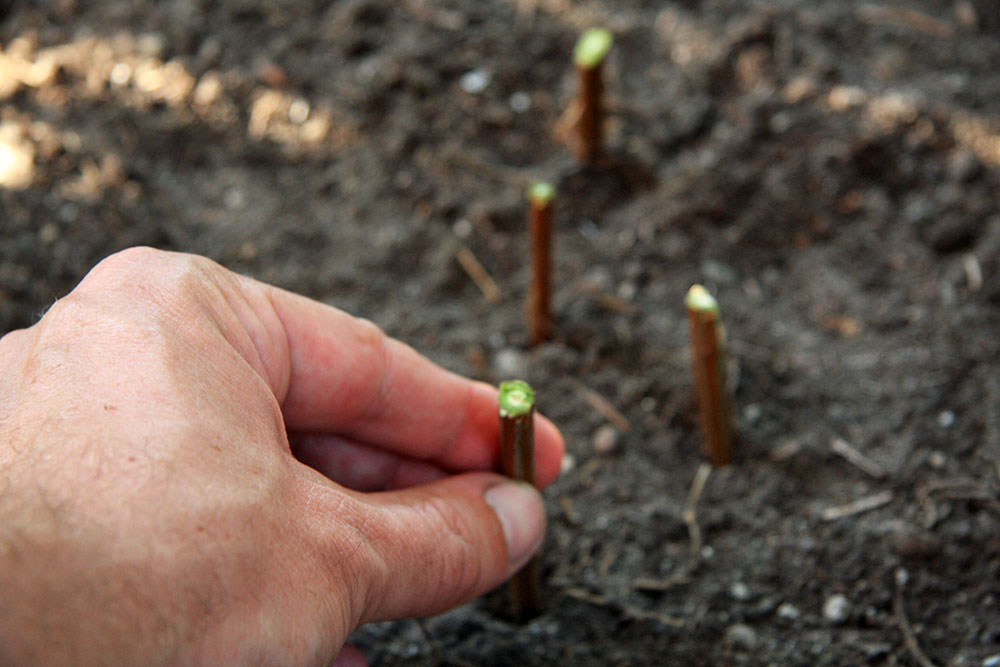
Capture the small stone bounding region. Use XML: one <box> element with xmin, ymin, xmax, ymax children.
<box><xmin>827</xmin><ymin>85</ymin><xmax>866</xmax><ymax>111</ymax></box>
<box><xmin>57</xmin><ymin>202</ymin><xmax>78</xmax><ymax>223</ymax></box>
<box><xmin>701</xmin><ymin>258</ymin><xmax>737</xmax><ymax>285</ymax></box>
<box><xmin>288</xmin><ymin>98</ymin><xmax>310</xmax><ymax>125</ymax></box>
<box><xmin>459</xmin><ymin>69</ymin><xmax>490</xmax><ymax>94</ymax></box>
<box><xmin>823</xmin><ymin>594</ymin><xmax>850</xmax><ymax>624</ymax></box>
<box><xmin>783</xmin><ymin>76</ymin><xmax>817</xmax><ymax>104</ymax></box>
<box><xmin>983</xmin><ymin>654</ymin><xmax>1000</xmax><ymax>667</ymax></box>
<box><xmin>640</xmin><ymin>396</ymin><xmax>656</xmax><ymax>413</ymax></box>
<box><xmin>743</xmin><ymin>404</ymin><xmax>762</xmax><ymax>422</ymax></box>
<box><xmin>937</xmin><ymin>410</ymin><xmax>955</xmax><ymax>428</ymax></box>
<box><xmin>592</xmin><ymin>425</ymin><xmax>619</xmax><ymax>455</ymax></box>
<box><xmin>725</xmin><ymin>623</ymin><xmax>758</xmax><ymax>649</ymax></box>
<box><xmin>136</xmin><ymin>32</ymin><xmax>167</xmax><ymax>58</ymax></box>
<box><xmin>223</xmin><ymin>187</ymin><xmax>246</xmax><ymax>210</ymax></box>
<box><xmin>452</xmin><ymin>218</ymin><xmax>472</xmax><ymax>239</ymax></box>
<box><xmin>509</xmin><ymin>91</ymin><xmax>531</xmax><ymax>113</ymax></box>
<box><xmin>560</xmin><ymin>453</ymin><xmax>576</xmax><ymax>473</ymax></box>
<box><xmin>109</xmin><ymin>62</ymin><xmax>132</xmax><ymax>87</ymax></box>
<box><xmin>729</xmin><ymin>582</ymin><xmax>751</xmax><ymax>601</ymax></box>
<box><xmin>776</xmin><ymin>602</ymin><xmax>801</xmax><ymax>620</ymax></box>
<box><xmin>928</xmin><ymin>451</ymin><xmax>947</xmax><ymax>469</ymax></box>
<box><xmin>494</xmin><ymin>348</ymin><xmax>528</xmax><ymax>378</ymax></box>
<box><xmin>38</xmin><ymin>223</ymin><xmax>58</xmax><ymax>244</ymax></box>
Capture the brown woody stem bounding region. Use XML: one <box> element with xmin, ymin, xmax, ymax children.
<box><xmin>573</xmin><ymin>29</ymin><xmax>612</xmax><ymax>163</ymax></box>
<box><xmin>685</xmin><ymin>285</ymin><xmax>732</xmax><ymax>466</ymax></box>
<box><xmin>576</xmin><ymin>62</ymin><xmax>603</xmax><ymax>162</ymax></box>
<box><xmin>498</xmin><ymin>380</ymin><xmax>542</xmax><ymax>619</ymax></box>
<box><xmin>527</xmin><ymin>183</ymin><xmax>554</xmax><ymax>346</ymax></box>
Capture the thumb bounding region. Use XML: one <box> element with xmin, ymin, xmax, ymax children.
<box><xmin>352</xmin><ymin>473</ymin><xmax>545</xmax><ymax>623</ymax></box>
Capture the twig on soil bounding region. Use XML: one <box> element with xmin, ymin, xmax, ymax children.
<box><xmin>632</xmin><ymin>573</ymin><xmax>692</xmax><ymax>593</ymax></box>
<box><xmin>558</xmin><ymin>496</ymin><xmax>581</xmax><ymax>526</ymax></box>
<box><xmin>498</xmin><ymin>380</ymin><xmax>542</xmax><ymax>620</ymax></box>
<box><xmin>963</xmin><ymin>254</ymin><xmax>983</xmax><ymax>292</ymax></box>
<box><xmin>684</xmin><ymin>463</ymin><xmax>712</xmax><ymax>560</ymax></box>
<box><xmin>572</xmin><ymin>28</ymin><xmax>613</xmax><ymax>163</ymax></box>
<box><xmin>686</xmin><ymin>285</ymin><xmax>733</xmax><ymax>466</ymax></box>
<box><xmin>570</xmin><ymin>381</ymin><xmax>631</xmax><ymax>432</ymax></box>
<box><xmin>562</xmin><ymin>587</ymin><xmax>685</xmax><ymax>628</ymax></box>
<box><xmin>893</xmin><ymin>568</ymin><xmax>940</xmax><ymax>667</ymax></box>
<box><xmin>917</xmin><ymin>477</ymin><xmax>1000</xmax><ymax>527</ymax></box>
<box><xmin>820</xmin><ymin>490</ymin><xmax>893</xmax><ymax>521</ymax></box>
<box><xmin>831</xmin><ymin>437</ymin><xmax>886</xmax><ymax>479</ymax></box>
<box><xmin>455</xmin><ymin>245</ymin><xmax>501</xmax><ymax>303</ymax></box>
<box><xmin>858</xmin><ymin>5</ymin><xmax>955</xmax><ymax>39</ymax></box>
<box><xmin>527</xmin><ymin>182</ymin><xmax>554</xmax><ymax>346</ymax></box>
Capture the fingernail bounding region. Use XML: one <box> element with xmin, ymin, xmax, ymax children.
<box><xmin>484</xmin><ymin>482</ymin><xmax>546</xmax><ymax>568</ymax></box>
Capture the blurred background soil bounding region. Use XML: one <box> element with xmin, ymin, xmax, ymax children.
<box><xmin>2</xmin><ymin>0</ymin><xmax>1000</xmax><ymax>664</ymax></box>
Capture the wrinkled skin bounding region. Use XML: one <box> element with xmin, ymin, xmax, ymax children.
<box><xmin>0</xmin><ymin>248</ymin><xmax>563</xmax><ymax>666</ymax></box>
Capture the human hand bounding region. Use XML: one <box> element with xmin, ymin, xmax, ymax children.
<box><xmin>0</xmin><ymin>248</ymin><xmax>563</xmax><ymax>666</ymax></box>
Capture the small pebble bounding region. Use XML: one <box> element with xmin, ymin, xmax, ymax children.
<box><xmin>452</xmin><ymin>218</ymin><xmax>472</xmax><ymax>239</ymax></box>
<box><xmin>725</xmin><ymin>623</ymin><xmax>758</xmax><ymax>650</ymax></box>
<box><xmin>288</xmin><ymin>98</ymin><xmax>310</xmax><ymax>125</ymax></box>
<box><xmin>928</xmin><ymin>451</ymin><xmax>947</xmax><ymax>469</ymax></box>
<box><xmin>57</xmin><ymin>202</ymin><xmax>78</xmax><ymax>224</ymax></box>
<box><xmin>983</xmin><ymin>654</ymin><xmax>1000</xmax><ymax>667</ymax></box>
<box><xmin>729</xmin><ymin>582</ymin><xmax>751</xmax><ymax>601</ymax></box>
<box><xmin>109</xmin><ymin>62</ymin><xmax>132</xmax><ymax>87</ymax></box>
<box><xmin>223</xmin><ymin>187</ymin><xmax>246</xmax><ymax>210</ymax></box>
<box><xmin>136</xmin><ymin>32</ymin><xmax>167</xmax><ymax>58</ymax></box>
<box><xmin>509</xmin><ymin>91</ymin><xmax>531</xmax><ymax>113</ymax></box>
<box><xmin>592</xmin><ymin>425</ymin><xmax>619</xmax><ymax>456</ymax></box>
<box><xmin>937</xmin><ymin>410</ymin><xmax>955</xmax><ymax>428</ymax></box>
<box><xmin>701</xmin><ymin>258</ymin><xmax>737</xmax><ymax>285</ymax></box>
<box><xmin>776</xmin><ymin>602</ymin><xmax>801</xmax><ymax>620</ymax></box>
<box><xmin>560</xmin><ymin>453</ymin><xmax>576</xmax><ymax>474</ymax></box>
<box><xmin>640</xmin><ymin>396</ymin><xmax>657</xmax><ymax>413</ymax></box>
<box><xmin>494</xmin><ymin>348</ymin><xmax>528</xmax><ymax>378</ymax></box>
<box><xmin>459</xmin><ymin>69</ymin><xmax>490</xmax><ymax>94</ymax></box>
<box><xmin>38</xmin><ymin>223</ymin><xmax>59</xmax><ymax>244</ymax></box>
<box><xmin>823</xmin><ymin>594</ymin><xmax>850</xmax><ymax>624</ymax></box>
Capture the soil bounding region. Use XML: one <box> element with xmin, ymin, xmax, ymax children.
<box><xmin>2</xmin><ymin>0</ymin><xmax>1000</xmax><ymax>664</ymax></box>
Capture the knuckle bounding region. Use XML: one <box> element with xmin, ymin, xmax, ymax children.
<box><xmin>355</xmin><ymin>318</ymin><xmax>387</xmax><ymax>361</ymax></box>
<box><xmin>352</xmin><ymin>318</ymin><xmax>393</xmax><ymax>419</ymax></box>
<box><xmin>84</xmin><ymin>246</ymin><xmax>165</xmax><ymax>284</ymax></box>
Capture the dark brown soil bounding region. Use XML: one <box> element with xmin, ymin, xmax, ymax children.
<box><xmin>3</xmin><ymin>1</ymin><xmax>1000</xmax><ymax>665</ymax></box>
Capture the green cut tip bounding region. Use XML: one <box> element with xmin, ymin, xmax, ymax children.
<box><xmin>527</xmin><ymin>181</ymin><xmax>555</xmax><ymax>206</ymax></box>
<box><xmin>498</xmin><ymin>380</ymin><xmax>535</xmax><ymax>418</ymax></box>
<box><xmin>574</xmin><ymin>28</ymin><xmax>613</xmax><ymax>69</ymax></box>
<box><xmin>685</xmin><ymin>284</ymin><xmax>720</xmax><ymax>315</ymax></box>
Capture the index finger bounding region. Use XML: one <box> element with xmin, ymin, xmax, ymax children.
<box><xmin>259</xmin><ymin>283</ymin><xmax>564</xmax><ymax>487</ymax></box>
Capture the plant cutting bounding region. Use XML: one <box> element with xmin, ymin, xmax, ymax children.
<box><xmin>526</xmin><ymin>181</ymin><xmax>554</xmax><ymax>346</ymax></box>
<box><xmin>498</xmin><ymin>380</ymin><xmax>542</xmax><ymax>619</ymax></box>
<box><xmin>573</xmin><ymin>28</ymin><xmax>613</xmax><ymax>163</ymax></box>
<box><xmin>685</xmin><ymin>285</ymin><xmax>732</xmax><ymax>466</ymax></box>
